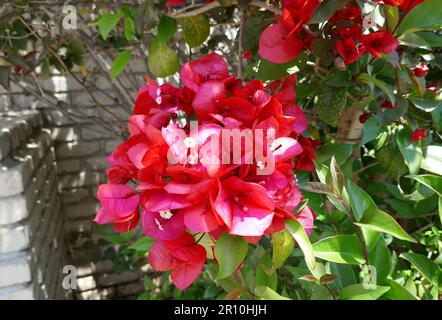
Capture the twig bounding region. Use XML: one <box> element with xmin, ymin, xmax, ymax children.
<box><xmin>237</xmin><ymin>7</ymin><xmax>246</xmax><ymax>78</ymax></box>
<box><xmin>167</xmin><ymin>0</ymin><xmax>282</xmax><ymax>19</ymax></box>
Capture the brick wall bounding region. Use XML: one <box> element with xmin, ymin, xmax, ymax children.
<box><xmin>0</xmin><ymin>56</ymin><xmax>151</xmax><ymax>299</ymax></box>
<box><xmin>0</xmin><ymin>111</ymin><xmax>67</xmax><ymax>299</ymax></box>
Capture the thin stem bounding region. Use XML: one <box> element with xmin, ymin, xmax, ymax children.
<box><xmin>351</xmin><ymin>162</ymin><xmax>379</xmax><ymax>179</ymax></box>
<box><xmin>237</xmin><ymin>7</ymin><xmax>246</xmax><ymax>78</ymax></box>
<box><xmin>167</xmin><ymin>0</ymin><xmax>282</xmax><ymax>19</ymax></box>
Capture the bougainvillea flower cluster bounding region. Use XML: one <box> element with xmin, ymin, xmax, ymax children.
<box><xmin>258</xmin><ymin>0</ymin><xmax>411</xmax><ymax>65</ymax></box>
<box><xmin>95</xmin><ymin>53</ymin><xmax>318</xmax><ymax>290</ymax></box>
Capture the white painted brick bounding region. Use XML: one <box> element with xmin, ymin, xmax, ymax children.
<box><xmin>65</xmin><ymin>201</ymin><xmax>99</xmax><ymax>219</ymax></box>
<box><xmin>86</xmin><ymin>156</ymin><xmax>108</xmax><ymax>171</ymax></box>
<box><xmin>0</xmin><ymin>131</ymin><xmax>11</xmax><ymax>160</ymax></box>
<box><xmin>0</xmin><ymin>254</ymin><xmax>31</xmax><ymax>287</ymax></box>
<box><xmin>61</xmin><ymin>188</ymin><xmax>90</xmax><ymax>204</ymax></box>
<box><xmin>51</xmin><ymin>127</ymin><xmax>79</xmax><ymax>142</ymax></box>
<box><xmin>0</xmin><ymin>224</ymin><xmax>30</xmax><ymax>254</ymax></box>
<box><xmin>59</xmin><ymin>171</ymin><xmax>100</xmax><ymax>189</ymax></box>
<box><xmin>57</xmin><ymin>159</ymin><xmax>81</xmax><ymax>174</ymax></box>
<box><xmin>55</xmin><ymin>141</ymin><xmax>100</xmax><ymax>158</ymax></box>
<box><xmin>0</xmin><ymin>283</ymin><xmax>35</xmax><ymax>300</ymax></box>
<box><xmin>0</xmin><ymin>157</ymin><xmax>33</xmax><ymax>197</ymax></box>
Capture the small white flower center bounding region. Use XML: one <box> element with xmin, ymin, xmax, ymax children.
<box><xmin>184</xmin><ymin>137</ymin><xmax>197</xmax><ymax>148</ymax></box>
<box><xmin>159</xmin><ymin>210</ymin><xmax>173</xmax><ymax>220</ymax></box>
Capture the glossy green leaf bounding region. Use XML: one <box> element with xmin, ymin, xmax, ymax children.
<box><xmin>355</xmin><ymin>209</ymin><xmax>417</xmax><ymax>243</ymax></box>
<box><xmin>299</xmin><ymin>182</ymin><xmax>335</xmax><ymax>196</ymax></box>
<box><xmin>369</xmin><ymin>238</ymin><xmax>390</xmax><ymax>283</ymax></box>
<box><xmin>310</xmin><ymin>0</ymin><xmax>350</xmax><ymax>24</ymax></box>
<box><xmin>347</xmin><ymin>180</ymin><xmax>377</xmax><ymax>221</ymax></box>
<box><xmin>396</xmin><ymin>0</ymin><xmax>442</xmax><ymax>35</ymax></box>
<box><xmin>312</xmin><ymin>235</ymin><xmax>365</xmax><ymax>265</ymax></box>
<box><xmin>357</xmin><ymin>73</ymin><xmax>395</xmax><ymax>105</ymax></box>
<box><xmin>400</xmin><ymin>252</ymin><xmax>442</xmax><ymax>289</ymax></box>
<box><xmin>179</xmin><ymin>14</ymin><xmax>210</xmax><ymax>48</ymax></box>
<box><xmin>397</xmin><ymin>130</ymin><xmax>422</xmax><ymax>175</ymax></box>
<box><xmin>214</xmin><ymin>232</ymin><xmax>248</xmax><ymax>280</ymax></box>
<box><xmin>421</xmin><ymin>145</ymin><xmax>442</xmax><ymax>175</ymax></box>
<box><xmin>272</xmin><ymin>230</ymin><xmax>294</xmax><ymax>270</ymax></box>
<box><xmin>256</xmin><ymin>253</ymin><xmax>277</xmax><ymax>290</ymax></box>
<box><xmin>254</xmin><ymin>53</ymin><xmax>307</xmax><ymax>81</ymax></box>
<box><xmin>286</xmin><ymin>219</ymin><xmax>316</xmax><ymax>272</ymax></box>
<box><xmin>339</xmin><ymin>284</ymin><xmax>390</xmax><ymax>300</ymax></box>
<box><xmin>439</xmin><ymin>196</ymin><xmax>442</xmax><ymax>225</ymax></box>
<box><xmin>110</xmin><ymin>50</ymin><xmax>131</xmax><ymax>80</ymax></box>
<box><xmin>254</xmin><ymin>286</ymin><xmax>290</xmax><ymax>300</ymax></box>
<box><xmin>407</xmin><ymin>174</ymin><xmax>442</xmax><ymax>196</ymax></box>
<box><xmin>382</xmin><ymin>278</ymin><xmax>418</xmax><ymax>300</ymax></box>
<box><xmin>385</xmin><ymin>5</ymin><xmax>399</xmax><ymax>33</ymax></box>
<box><xmin>148</xmin><ymin>38</ymin><xmax>179</xmax><ymax>77</ymax></box>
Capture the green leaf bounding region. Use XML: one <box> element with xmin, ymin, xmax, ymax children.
<box><xmin>381</xmin><ymin>278</ymin><xmax>418</xmax><ymax>300</ymax></box>
<box><xmin>385</xmin><ymin>198</ymin><xmax>414</xmax><ymax>219</ymax></box>
<box><xmin>254</xmin><ymin>286</ymin><xmax>290</xmax><ymax>300</ymax></box>
<box><xmin>179</xmin><ymin>14</ymin><xmax>210</xmax><ymax>48</ymax></box>
<box><xmin>312</xmin><ymin>235</ymin><xmax>365</xmax><ymax>265</ymax></box>
<box><xmin>396</xmin><ymin>0</ymin><xmax>442</xmax><ymax>35</ymax></box>
<box><xmin>256</xmin><ymin>253</ymin><xmax>277</xmax><ymax>290</ymax></box>
<box><xmin>357</xmin><ymin>73</ymin><xmax>395</xmax><ymax>105</ymax></box>
<box><xmin>214</xmin><ymin>232</ymin><xmax>248</xmax><ymax>280</ymax></box>
<box><xmin>310</xmin><ymin>0</ymin><xmax>349</xmax><ymax>24</ymax></box>
<box><xmin>298</xmin><ymin>182</ymin><xmax>335</xmax><ymax>196</ymax></box>
<box><xmin>406</xmin><ymin>174</ymin><xmax>442</xmax><ymax>196</ymax></box>
<box><xmin>157</xmin><ymin>16</ymin><xmax>176</xmax><ymax>43</ymax></box>
<box><xmin>355</xmin><ymin>209</ymin><xmax>417</xmax><ymax>243</ymax></box>
<box><xmin>254</xmin><ymin>53</ymin><xmax>308</xmax><ymax>81</ymax></box>
<box><xmin>330</xmin><ymin>156</ymin><xmax>344</xmax><ymax>194</ymax></box>
<box><xmin>124</xmin><ymin>16</ymin><xmax>136</xmax><ymax>41</ymax></box>
<box><xmin>286</xmin><ymin>219</ymin><xmax>316</xmax><ymax>272</ymax></box>
<box><xmin>272</xmin><ymin>230</ymin><xmax>294</xmax><ymax>270</ymax></box>
<box><xmin>129</xmin><ymin>236</ymin><xmax>154</xmax><ymax>255</ymax></box>
<box><xmin>110</xmin><ymin>50</ymin><xmax>131</xmax><ymax>80</ymax></box>
<box><xmin>97</xmin><ymin>11</ymin><xmax>123</xmax><ymax>40</ymax></box>
<box><xmin>439</xmin><ymin>196</ymin><xmax>442</xmax><ymax>225</ymax></box>
<box><xmin>400</xmin><ymin>252</ymin><xmax>442</xmax><ymax>289</ymax></box>
<box><xmin>369</xmin><ymin>238</ymin><xmax>390</xmax><ymax>283</ymax></box>
<box><xmin>148</xmin><ymin>38</ymin><xmax>179</xmax><ymax>77</ymax></box>
<box><xmin>347</xmin><ymin>180</ymin><xmax>377</xmax><ymax>221</ymax></box>
<box><xmin>314</xmin><ymin>86</ymin><xmax>348</xmax><ymax>127</ymax></box>
<box><xmin>329</xmin><ymin>263</ymin><xmax>357</xmax><ymax>288</ymax></box>
<box><xmin>397</xmin><ymin>130</ymin><xmax>422</xmax><ymax>175</ymax></box>
<box><xmin>421</xmin><ymin>145</ymin><xmax>442</xmax><ymax>175</ymax></box>
<box><xmin>339</xmin><ymin>284</ymin><xmax>390</xmax><ymax>300</ymax></box>
<box><xmin>385</xmin><ymin>5</ymin><xmax>399</xmax><ymax>33</ymax></box>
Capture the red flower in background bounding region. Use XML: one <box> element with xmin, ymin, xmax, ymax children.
<box><xmin>336</xmin><ymin>37</ymin><xmax>366</xmax><ymax>65</ymax></box>
<box><xmin>410</xmin><ymin>129</ymin><xmax>428</xmax><ymax>142</ymax></box>
<box><xmin>294</xmin><ymin>136</ymin><xmax>320</xmax><ymax>172</ymax></box>
<box><xmin>414</xmin><ymin>65</ymin><xmax>429</xmax><ymax>77</ymax></box>
<box><xmin>362</xmin><ymin>31</ymin><xmax>400</xmax><ymax>59</ymax></box>
<box><xmin>258</xmin><ymin>0</ymin><xmax>320</xmax><ymax>63</ymax></box>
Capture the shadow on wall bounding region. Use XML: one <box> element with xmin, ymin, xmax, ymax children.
<box><xmin>0</xmin><ymin>61</ymin><xmax>151</xmax><ymax>299</ymax></box>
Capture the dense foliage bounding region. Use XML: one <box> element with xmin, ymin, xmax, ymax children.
<box><xmin>1</xmin><ymin>0</ymin><xmax>441</xmax><ymax>300</ymax></box>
